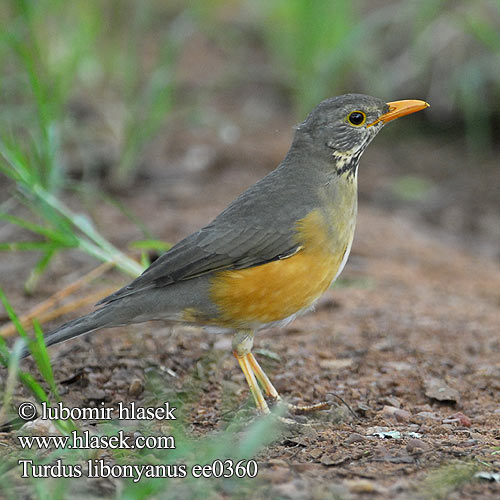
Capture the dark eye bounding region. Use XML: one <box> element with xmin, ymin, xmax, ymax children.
<box><xmin>347</xmin><ymin>111</ymin><xmax>366</xmax><ymax>126</ymax></box>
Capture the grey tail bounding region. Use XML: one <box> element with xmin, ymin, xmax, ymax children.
<box><xmin>18</xmin><ymin>306</ymin><xmax>117</xmax><ymax>360</ymax></box>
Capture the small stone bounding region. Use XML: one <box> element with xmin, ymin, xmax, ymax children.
<box><xmin>369</xmin><ymin>427</ymin><xmax>402</xmax><ymax>439</ymax></box>
<box><xmin>406</xmin><ymin>438</ymin><xmax>431</xmax><ymax>453</ymax></box>
<box><xmin>382</xmin><ymin>405</ymin><xmax>410</xmax><ymax>422</ymax></box>
<box><xmin>356</xmin><ymin>403</ymin><xmax>371</xmax><ymax>416</ymax></box>
<box><xmin>395</xmin><ymin>409</ymin><xmax>411</xmax><ymax>422</ymax></box>
<box><xmin>474</xmin><ymin>471</ymin><xmax>500</xmax><ymax>483</ymax></box>
<box><xmin>414</xmin><ymin>411</ymin><xmax>439</xmax><ymax>420</ymax></box>
<box><xmin>407</xmin><ymin>431</ymin><xmax>423</xmax><ymax>439</ymax></box>
<box><xmin>19</xmin><ymin>418</ymin><xmax>59</xmax><ymax>435</ymax></box>
<box><xmin>386</xmin><ymin>361</ymin><xmax>413</xmax><ymax>372</ymax></box>
<box><xmin>384</xmin><ymin>396</ymin><xmax>401</xmax><ymax>408</ymax></box>
<box><xmin>300</xmin><ymin>425</ymin><xmax>319</xmax><ymax>440</ymax></box>
<box><xmin>366</xmin><ymin>426</ymin><xmax>390</xmax><ymax>435</ymax></box>
<box><xmin>449</xmin><ymin>412</ymin><xmax>472</xmax><ymax>427</ymax></box>
<box><xmin>423</xmin><ymin>378</ymin><xmax>460</xmax><ymax>403</ymax></box>
<box><xmin>320</xmin><ymin>453</ymin><xmax>348</xmax><ymax>466</ymax></box>
<box><xmin>319</xmin><ymin>358</ymin><xmax>353</xmax><ymax>370</ymax></box>
<box><xmin>308</xmin><ymin>448</ymin><xmax>323</xmax><ymax>460</ymax></box>
<box><xmin>285</xmin><ymin>436</ymin><xmax>308</xmax><ymax>446</ymax></box>
<box><xmin>128</xmin><ymin>378</ymin><xmax>143</xmax><ymax>397</ymax></box>
<box><xmin>84</xmin><ymin>388</ymin><xmax>107</xmax><ymax>401</ymax></box>
<box><xmin>439</xmin><ymin>424</ymin><xmax>454</xmax><ymax>432</ymax></box>
<box><xmin>320</xmin><ymin>455</ymin><xmax>335</xmax><ymax>466</ymax></box>
<box><xmin>462</xmin><ymin>439</ymin><xmax>478</xmax><ymax>447</ymax></box>
<box><xmin>345</xmin><ymin>432</ymin><xmax>366</xmax><ymax>444</ymax></box>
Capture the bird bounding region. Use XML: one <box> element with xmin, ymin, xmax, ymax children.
<box><xmin>19</xmin><ymin>94</ymin><xmax>429</xmax><ymax>414</ymax></box>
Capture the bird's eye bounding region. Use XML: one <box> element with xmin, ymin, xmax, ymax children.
<box><xmin>347</xmin><ymin>111</ymin><xmax>366</xmax><ymax>126</ymax></box>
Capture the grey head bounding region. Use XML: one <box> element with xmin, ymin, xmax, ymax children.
<box><xmin>289</xmin><ymin>93</ymin><xmax>429</xmax><ymax>176</ymax></box>
<box><xmin>295</xmin><ymin>93</ymin><xmax>389</xmax><ymax>160</ymax></box>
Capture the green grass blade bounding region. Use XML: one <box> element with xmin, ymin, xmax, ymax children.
<box><xmin>24</xmin><ymin>247</ymin><xmax>58</xmax><ymax>294</ymax></box>
<box><xmin>0</xmin><ymin>287</ymin><xmax>28</xmax><ymax>339</ymax></box>
<box><xmin>30</xmin><ymin>320</ymin><xmax>59</xmax><ymax>398</ymax></box>
<box><xmin>0</xmin><ymin>213</ymin><xmax>75</xmax><ymax>247</ymax></box>
<box><xmin>0</xmin><ymin>336</ymin><xmax>49</xmax><ymax>403</ymax></box>
<box><xmin>0</xmin><ymin>292</ymin><xmax>76</xmax><ymax>434</ymax></box>
<box><xmin>129</xmin><ymin>239</ymin><xmax>172</xmax><ymax>252</ymax></box>
<box><xmin>0</xmin><ymin>241</ymin><xmax>59</xmax><ymax>251</ymax></box>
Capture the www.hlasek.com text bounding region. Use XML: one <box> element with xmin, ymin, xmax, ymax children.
<box><xmin>18</xmin><ymin>429</ymin><xmax>175</xmax><ymax>450</ymax></box>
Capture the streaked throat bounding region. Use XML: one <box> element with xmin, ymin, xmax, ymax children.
<box><xmin>332</xmin><ymin>150</ymin><xmax>362</xmax><ymax>180</ymax></box>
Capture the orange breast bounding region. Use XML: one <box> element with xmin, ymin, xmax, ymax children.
<box><xmin>209</xmin><ymin>210</ymin><xmax>349</xmax><ymax>327</ymax></box>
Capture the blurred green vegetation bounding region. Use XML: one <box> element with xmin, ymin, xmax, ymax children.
<box><xmin>418</xmin><ymin>462</ymin><xmax>479</xmax><ymax>500</ymax></box>
<box><xmin>255</xmin><ymin>0</ymin><xmax>358</xmax><ymax>114</ymax></box>
<box><xmin>389</xmin><ymin>175</ymin><xmax>434</xmax><ymax>202</ymax></box>
<box><xmin>1</xmin><ymin>0</ymin><xmax>499</xmax><ymax>185</ymax></box>
<box><xmin>1</xmin><ymin>0</ymin><xmax>499</xmax><ymax>194</ymax></box>
<box><xmin>0</xmin><ymin>0</ymin><xmax>182</xmax><ymax>188</ymax></box>
<box><xmin>253</xmin><ymin>0</ymin><xmax>500</xmax><ymax>154</ymax></box>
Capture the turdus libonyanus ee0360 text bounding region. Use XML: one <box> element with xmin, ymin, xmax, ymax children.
<box><xmin>19</xmin><ymin>94</ymin><xmax>429</xmax><ymax>413</ymax></box>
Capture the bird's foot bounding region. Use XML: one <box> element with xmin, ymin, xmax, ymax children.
<box><xmin>286</xmin><ymin>401</ymin><xmax>331</xmax><ymax>414</ymax></box>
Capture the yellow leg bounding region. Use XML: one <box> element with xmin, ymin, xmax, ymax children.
<box><xmin>232</xmin><ymin>330</ymin><xmax>276</xmax><ymax>413</ymax></box>
<box><xmin>234</xmin><ymin>354</ymin><xmax>269</xmax><ymax>413</ymax></box>
<box><xmin>247</xmin><ymin>352</ymin><xmax>280</xmax><ymax>400</ymax></box>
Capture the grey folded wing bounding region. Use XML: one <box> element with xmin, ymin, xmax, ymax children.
<box><xmin>97</xmin><ymin>222</ymin><xmax>300</xmax><ymax>305</ymax></box>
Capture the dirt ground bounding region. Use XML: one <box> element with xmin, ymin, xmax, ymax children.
<box><xmin>1</xmin><ymin>81</ymin><xmax>500</xmax><ymax>498</ymax></box>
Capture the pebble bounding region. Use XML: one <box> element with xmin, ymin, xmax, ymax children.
<box><xmin>462</xmin><ymin>439</ymin><xmax>478</xmax><ymax>447</ymax></box>
<box><xmin>19</xmin><ymin>418</ymin><xmax>59</xmax><ymax>435</ymax></box>
<box><xmin>84</xmin><ymin>388</ymin><xmax>107</xmax><ymax>401</ymax></box>
<box><xmin>446</xmin><ymin>411</ymin><xmax>472</xmax><ymax>427</ymax></box>
<box><xmin>345</xmin><ymin>432</ymin><xmax>366</xmax><ymax>444</ymax></box>
<box><xmin>318</xmin><ymin>358</ymin><xmax>353</xmax><ymax>370</ymax></box>
<box><xmin>308</xmin><ymin>448</ymin><xmax>323</xmax><ymax>460</ymax></box>
<box><xmin>423</xmin><ymin>377</ymin><xmax>460</xmax><ymax>403</ymax></box>
<box><xmin>384</xmin><ymin>396</ymin><xmax>401</xmax><ymax>408</ymax></box>
<box><xmin>382</xmin><ymin>405</ymin><xmax>410</xmax><ymax>422</ymax></box>
<box><xmin>406</xmin><ymin>438</ymin><xmax>431</xmax><ymax>453</ymax></box>
<box><xmin>415</xmin><ymin>411</ymin><xmax>438</xmax><ymax>419</ymax></box>
<box><xmin>128</xmin><ymin>378</ymin><xmax>144</xmax><ymax>397</ymax></box>
<box><xmin>374</xmin><ymin>445</ymin><xmax>390</xmax><ymax>459</ymax></box>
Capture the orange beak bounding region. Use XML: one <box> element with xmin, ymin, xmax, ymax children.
<box><xmin>367</xmin><ymin>99</ymin><xmax>430</xmax><ymax>127</ymax></box>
